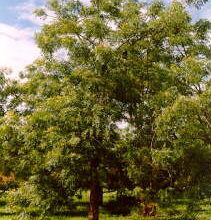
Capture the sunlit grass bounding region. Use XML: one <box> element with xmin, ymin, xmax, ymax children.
<box><xmin>0</xmin><ymin>195</ymin><xmax>210</xmax><ymax>220</ymax></box>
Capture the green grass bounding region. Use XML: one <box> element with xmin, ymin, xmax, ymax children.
<box><xmin>0</xmin><ymin>194</ymin><xmax>210</xmax><ymax>220</ymax></box>
<box><xmin>197</xmin><ymin>199</ymin><xmax>211</xmax><ymax>220</ymax></box>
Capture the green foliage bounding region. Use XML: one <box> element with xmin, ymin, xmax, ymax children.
<box><xmin>0</xmin><ymin>0</ymin><xmax>210</xmax><ymax>219</ymax></box>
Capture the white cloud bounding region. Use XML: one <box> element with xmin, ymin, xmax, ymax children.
<box><xmin>15</xmin><ymin>0</ymin><xmax>58</xmax><ymax>27</ymax></box>
<box><xmin>0</xmin><ymin>23</ymin><xmax>40</xmax><ymax>78</ymax></box>
<box><xmin>0</xmin><ymin>23</ymin><xmax>33</xmax><ymax>40</ymax></box>
<box><xmin>1</xmin><ymin>0</ymin><xmax>209</xmax><ymax>80</ymax></box>
<box><xmin>81</xmin><ymin>0</ymin><xmax>91</xmax><ymax>5</ymax></box>
<box><xmin>15</xmin><ymin>0</ymin><xmax>46</xmax><ymax>25</ymax></box>
<box><xmin>188</xmin><ymin>1</ymin><xmax>211</xmax><ymax>21</ymax></box>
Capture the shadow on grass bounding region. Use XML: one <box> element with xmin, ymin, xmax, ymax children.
<box><xmin>0</xmin><ymin>212</ymin><xmax>14</xmax><ymax>216</ymax></box>
<box><xmin>54</xmin><ymin>210</ymin><xmax>87</xmax><ymax>217</ymax></box>
<box><xmin>0</xmin><ymin>200</ymin><xmax>6</xmax><ymax>206</ymax></box>
<box><xmin>74</xmin><ymin>201</ymin><xmax>89</xmax><ymax>207</ymax></box>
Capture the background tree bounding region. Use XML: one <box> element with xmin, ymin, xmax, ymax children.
<box><xmin>114</xmin><ymin>0</ymin><xmax>210</xmax><ymax>215</ymax></box>
<box><xmin>155</xmin><ymin>58</ymin><xmax>211</xmax><ymax>198</ymax></box>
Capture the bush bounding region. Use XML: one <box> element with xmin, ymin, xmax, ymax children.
<box><xmin>104</xmin><ymin>195</ymin><xmax>137</xmax><ymax>216</ymax></box>
<box><xmin>7</xmin><ymin>179</ymin><xmax>76</xmax><ymax>219</ymax></box>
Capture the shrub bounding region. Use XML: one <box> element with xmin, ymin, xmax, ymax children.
<box><xmin>104</xmin><ymin>195</ymin><xmax>137</xmax><ymax>216</ymax></box>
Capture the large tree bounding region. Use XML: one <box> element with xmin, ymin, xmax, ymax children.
<box><xmin>0</xmin><ymin>0</ymin><xmax>210</xmax><ymax>219</ymax></box>
<box><xmin>0</xmin><ymin>60</ymin><xmax>128</xmax><ymax>220</ymax></box>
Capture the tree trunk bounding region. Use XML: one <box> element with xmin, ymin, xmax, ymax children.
<box><xmin>88</xmin><ymin>159</ymin><xmax>102</xmax><ymax>220</ymax></box>
<box><xmin>98</xmin><ymin>186</ymin><xmax>103</xmax><ymax>206</ymax></box>
<box><xmin>88</xmin><ymin>182</ymin><xmax>101</xmax><ymax>220</ymax></box>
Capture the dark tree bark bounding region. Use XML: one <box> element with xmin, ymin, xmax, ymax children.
<box><xmin>88</xmin><ymin>159</ymin><xmax>102</xmax><ymax>220</ymax></box>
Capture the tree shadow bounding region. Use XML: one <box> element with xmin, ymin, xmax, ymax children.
<box><xmin>0</xmin><ymin>212</ymin><xmax>14</xmax><ymax>216</ymax></box>
<box><xmin>0</xmin><ymin>200</ymin><xmax>6</xmax><ymax>206</ymax></box>
<box><xmin>54</xmin><ymin>210</ymin><xmax>87</xmax><ymax>217</ymax></box>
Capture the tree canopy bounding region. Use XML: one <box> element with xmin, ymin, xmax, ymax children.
<box><xmin>0</xmin><ymin>0</ymin><xmax>210</xmax><ymax>220</ymax></box>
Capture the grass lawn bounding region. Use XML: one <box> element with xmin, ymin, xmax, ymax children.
<box><xmin>0</xmin><ymin>193</ymin><xmax>210</xmax><ymax>220</ymax></box>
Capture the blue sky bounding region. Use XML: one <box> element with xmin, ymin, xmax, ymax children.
<box><xmin>0</xmin><ymin>0</ymin><xmax>45</xmax><ymax>27</ymax></box>
<box><xmin>0</xmin><ymin>0</ymin><xmax>210</xmax><ymax>77</ymax></box>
